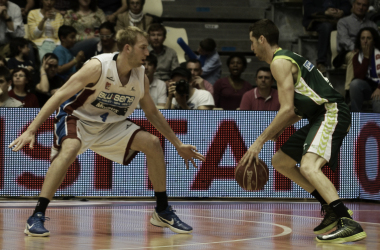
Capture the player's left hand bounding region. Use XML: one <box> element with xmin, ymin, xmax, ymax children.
<box><xmin>240</xmin><ymin>140</ymin><xmax>264</xmax><ymax>167</ymax></box>
<box><xmin>176</xmin><ymin>144</ymin><xmax>205</xmax><ymax>169</ymax></box>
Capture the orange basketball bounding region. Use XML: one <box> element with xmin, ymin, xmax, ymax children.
<box><xmin>235</xmin><ymin>158</ymin><xmax>269</xmax><ymax>191</ymax></box>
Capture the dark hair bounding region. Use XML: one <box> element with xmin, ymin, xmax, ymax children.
<box><xmin>186</xmin><ymin>58</ymin><xmax>202</xmax><ymax>67</ymax></box>
<box><xmin>11</xmin><ymin>68</ymin><xmax>32</xmax><ymax>92</ymax></box>
<box><xmin>127</xmin><ymin>0</ymin><xmax>146</xmax><ymax>7</ymax></box>
<box><xmin>147</xmin><ymin>23</ymin><xmax>167</xmax><ymax>37</ymax></box>
<box><xmin>146</xmin><ymin>54</ymin><xmax>157</xmax><ymax>68</ymax></box>
<box><xmin>171</xmin><ymin>67</ymin><xmax>191</xmax><ymax>81</ymax></box>
<box><xmin>58</xmin><ymin>25</ymin><xmax>77</xmax><ymax>42</ymax></box>
<box><xmin>0</xmin><ymin>66</ymin><xmax>11</xmax><ymax>82</ymax></box>
<box><xmin>99</xmin><ymin>21</ymin><xmax>116</xmax><ymax>34</ymax></box>
<box><xmin>71</xmin><ymin>0</ymin><xmax>98</xmax><ymax>12</ymax></box>
<box><xmin>199</xmin><ymin>38</ymin><xmax>216</xmax><ymax>52</ymax></box>
<box><xmin>355</xmin><ymin>27</ymin><xmax>380</xmax><ymax>51</ymax></box>
<box><xmin>249</xmin><ymin>19</ymin><xmax>279</xmax><ymax>46</ymax></box>
<box><xmin>43</xmin><ymin>53</ymin><xmax>59</xmax><ymax>61</ymax></box>
<box><xmin>227</xmin><ymin>54</ymin><xmax>247</xmax><ymax>69</ymax></box>
<box><xmin>256</xmin><ymin>66</ymin><xmax>272</xmax><ymax>78</ymax></box>
<box><xmin>10</xmin><ymin>37</ymin><xmax>29</xmax><ymax>57</ymax></box>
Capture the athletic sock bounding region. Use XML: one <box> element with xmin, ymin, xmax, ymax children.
<box><xmin>311</xmin><ymin>190</ymin><xmax>327</xmax><ymax>205</ymax></box>
<box><xmin>33</xmin><ymin>197</ymin><xmax>50</xmax><ymax>216</ymax></box>
<box><xmin>329</xmin><ymin>199</ymin><xmax>352</xmax><ymax>219</ymax></box>
<box><xmin>155</xmin><ymin>191</ymin><xmax>168</xmax><ymax>213</ymax></box>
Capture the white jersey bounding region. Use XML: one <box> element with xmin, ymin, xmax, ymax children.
<box><xmin>58</xmin><ymin>53</ymin><xmax>145</xmax><ymax>123</ymax></box>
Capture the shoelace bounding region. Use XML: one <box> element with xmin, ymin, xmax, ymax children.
<box><xmin>320</xmin><ymin>206</ymin><xmax>326</xmax><ymax>217</ymax></box>
<box><xmin>37</xmin><ymin>215</ymin><xmax>50</xmax><ymax>223</ymax></box>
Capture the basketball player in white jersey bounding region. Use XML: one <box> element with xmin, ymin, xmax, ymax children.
<box><xmin>9</xmin><ymin>26</ymin><xmax>205</xmax><ymax>237</ymax></box>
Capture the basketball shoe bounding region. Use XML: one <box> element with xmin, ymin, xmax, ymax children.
<box><xmin>150</xmin><ymin>206</ymin><xmax>193</xmax><ymax>234</ymax></box>
<box><xmin>316</xmin><ymin>217</ymin><xmax>367</xmax><ymax>243</ymax></box>
<box><xmin>314</xmin><ymin>204</ymin><xmax>353</xmax><ymax>234</ymax></box>
<box><xmin>24</xmin><ymin>212</ymin><xmax>50</xmax><ymax>237</ymax></box>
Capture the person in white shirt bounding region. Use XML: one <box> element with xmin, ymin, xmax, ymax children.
<box><xmin>143</xmin><ymin>54</ymin><xmax>167</xmax><ymax>107</ymax></box>
<box><xmin>165</xmin><ymin>67</ymin><xmax>214</xmax><ymax>110</ymax></box>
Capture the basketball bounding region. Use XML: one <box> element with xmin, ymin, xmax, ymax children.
<box><xmin>235</xmin><ymin>158</ymin><xmax>269</xmax><ymax>191</ymax></box>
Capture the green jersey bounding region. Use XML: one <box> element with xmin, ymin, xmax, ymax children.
<box><xmin>272</xmin><ymin>48</ymin><xmax>346</xmax><ymax>120</ymax></box>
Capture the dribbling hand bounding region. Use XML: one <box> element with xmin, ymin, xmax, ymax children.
<box><xmin>176</xmin><ymin>144</ymin><xmax>205</xmax><ymax>169</ymax></box>
<box><xmin>240</xmin><ymin>140</ymin><xmax>263</xmax><ymax>168</ymax></box>
<box><xmin>8</xmin><ymin>131</ymin><xmax>35</xmax><ymax>152</ymax></box>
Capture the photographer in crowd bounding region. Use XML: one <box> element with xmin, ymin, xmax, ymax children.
<box><xmin>164</xmin><ymin>67</ymin><xmax>214</xmax><ymax>110</ymax></box>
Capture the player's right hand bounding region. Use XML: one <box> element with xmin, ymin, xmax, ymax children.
<box><xmin>8</xmin><ymin>131</ymin><xmax>36</xmax><ymax>152</ymax></box>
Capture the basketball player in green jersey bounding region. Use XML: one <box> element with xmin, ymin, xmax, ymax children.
<box><xmin>240</xmin><ymin>19</ymin><xmax>367</xmax><ymax>244</ymax></box>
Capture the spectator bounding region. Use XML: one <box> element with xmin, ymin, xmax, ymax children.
<box><xmin>185</xmin><ymin>58</ymin><xmax>213</xmax><ymax>95</ymax></box>
<box><xmin>96</xmin><ymin>21</ymin><xmax>118</xmax><ymax>55</ymax></box>
<box><xmin>27</xmin><ymin>0</ymin><xmax>64</xmax><ymax>61</ymax></box>
<box><xmin>11</xmin><ymin>0</ymin><xmax>35</xmax><ymax>23</ymax></box>
<box><xmin>148</xmin><ymin>23</ymin><xmax>179</xmax><ymax>82</ymax></box>
<box><xmin>178</xmin><ymin>37</ymin><xmax>222</xmax><ymax>85</ymax></box>
<box><xmin>0</xmin><ymin>0</ymin><xmax>25</xmax><ymax>58</ymax></box>
<box><xmin>8</xmin><ymin>67</ymin><xmax>39</xmax><ymax>107</ymax></box>
<box><xmin>54</xmin><ymin>0</ymin><xmax>70</xmax><ymax>16</ymax></box>
<box><xmin>7</xmin><ymin>37</ymin><xmax>34</xmax><ymax>72</ymax></box>
<box><xmin>335</xmin><ymin>0</ymin><xmax>378</xmax><ymax>92</ymax></box>
<box><xmin>240</xmin><ymin>67</ymin><xmax>280</xmax><ymax>111</ymax></box>
<box><xmin>302</xmin><ymin>0</ymin><xmax>351</xmax><ymax>73</ymax></box>
<box><xmin>165</xmin><ymin>67</ymin><xmax>214</xmax><ymax>110</ymax></box>
<box><xmin>143</xmin><ymin>54</ymin><xmax>166</xmax><ymax>107</ymax></box>
<box><xmin>0</xmin><ymin>55</ymin><xmax>7</xmax><ymax>68</ymax></box>
<box><xmin>115</xmin><ymin>0</ymin><xmax>153</xmax><ymax>32</ymax></box>
<box><xmin>350</xmin><ymin>27</ymin><xmax>380</xmax><ymax>112</ymax></box>
<box><xmin>53</xmin><ymin>25</ymin><xmax>85</xmax><ymax>81</ymax></box>
<box><xmin>0</xmin><ymin>66</ymin><xmax>23</xmax><ymax>107</ymax></box>
<box><xmin>98</xmin><ymin>0</ymin><xmax>127</xmax><ymax>23</ymax></box>
<box><xmin>35</xmin><ymin>52</ymin><xmax>63</xmax><ymax>106</ymax></box>
<box><xmin>213</xmin><ymin>54</ymin><xmax>252</xmax><ymax>110</ymax></box>
<box><xmin>64</xmin><ymin>0</ymin><xmax>106</xmax><ymax>60</ymax></box>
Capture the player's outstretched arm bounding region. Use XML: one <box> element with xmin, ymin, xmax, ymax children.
<box><xmin>9</xmin><ymin>59</ymin><xmax>102</xmax><ymax>152</ymax></box>
<box><xmin>140</xmin><ymin>75</ymin><xmax>205</xmax><ymax>169</ymax></box>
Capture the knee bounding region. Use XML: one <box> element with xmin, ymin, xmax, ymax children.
<box><xmin>144</xmin><ymin>135</ymin><xmax>162</xmax><ymax>154</ymax></box>
<box><xmin>60</xmin><ymin>139</ymin><xmax>81</xmax><ymax>159</ymax></box>
<box><xmin>299</xmin><ymin>164</ymin><xmax>318</xmax><ymax>178</ymax></box>
<box><xmin>349</xmin><ymin>79</ymin><xmax>364</xmax><ymax>92</ymax></box>
<box><xmin>318</xmin><ymin>22</ymin><xmax>334</xmax><ymax>33</ymax></box>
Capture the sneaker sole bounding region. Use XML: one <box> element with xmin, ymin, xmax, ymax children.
<box><xmin>313</xmin><ymin>209</ymin><xmax>354</xmax><ymax>235</ymax></box>
<box><xmin>315</xmin><ymin>231</ymin><xmax>367</xmax><ymax>243</ymax></box>
<box><xmin>150</xmin><ymin>213</ymin><xmax>192</xmax><ymax>234</ymax></box>
<box><xmin>24</xmin><ymin>228</ymin><xmax>50</xmax><ymax>237</ymax></box>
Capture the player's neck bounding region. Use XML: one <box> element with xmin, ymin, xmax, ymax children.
<box><xmin>116</xmin><ymin>57</ymin><xmax>133</xmax><ymax>85</ymax></box>
<box><xmin>265</xmin><ymin>45</ymin><xmax>280</xmax><ymax>64</ymax></box>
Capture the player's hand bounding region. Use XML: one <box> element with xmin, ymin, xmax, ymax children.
<box><xmin>176</xmin><ymin>144</ymin><xmax>205</xmax><ymax>169</ymax></box>
<box><xmin>8</xmin><ymin>130</ymin><xmax>36</xmax><ymax>152</ymax></box>
<box><xmin>372</xmin><ymin>88</ymin><xmax>380</xmax><ymax>100</ymax></box>
<box><xmin>240</xmin><ymin>140</ymin><xmax>264</xmax><ymax>167</ymax></box>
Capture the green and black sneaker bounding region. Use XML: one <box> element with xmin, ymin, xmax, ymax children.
<box><xmin>314</xmin><ymin>204</ymin><xmax>353</xmax><ymax>234</ymax></box>
<box><xmin>316</xmin><ymin>217</ymin><xmax>367</xmax><ymax>243</ymax></box>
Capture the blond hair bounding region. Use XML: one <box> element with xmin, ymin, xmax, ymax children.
<box><xmin>115</xmin><ymin>26</ymin><xmax>148</xmax><ymax>51</ymax></box>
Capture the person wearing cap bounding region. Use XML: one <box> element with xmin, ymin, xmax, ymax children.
<box><xmin>164</xmin><ymin>67</ymin><xmax>214</xmax><ymax>110</ymax></box>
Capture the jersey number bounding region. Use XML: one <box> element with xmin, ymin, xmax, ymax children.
<box><xmin>100</xmin><ymin>112</ymin><xmax>109</xmax><ymax>122</ymax></box>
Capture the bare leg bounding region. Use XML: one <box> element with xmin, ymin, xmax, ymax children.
<box><xmin>299</xmin><ymin>153</ymin><xmax>339</xmax><ymax>204</ymax></box>
<box><xmin>272</xmin><ymin>149</ymin><xmax>315</xmax><ymax>193</ymax></box>
<box><xmin>39</xmin><ymin>139</ymin><xmax>81</xmax><ymax>200</ymax></box>
<box><xmin>130</xmin><ymin>131</ymin><xmax>166</xmax><ymax>192</ymax></box>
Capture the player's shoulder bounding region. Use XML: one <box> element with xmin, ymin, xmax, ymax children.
<box><xmin>92</xmin><ymin>52</ymin><xmax>119</xmax><ymax>62</ymax></box>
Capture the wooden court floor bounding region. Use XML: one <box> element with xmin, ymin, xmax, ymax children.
<box><xmin>0</xmin><ymin>200</ymin><xmax>379</xmax><ymax>250</ymax></box>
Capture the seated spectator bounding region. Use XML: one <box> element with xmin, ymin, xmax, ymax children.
<box><xmin>240</xmin><ymin>67</ymin><xmax>280</xmax><ymax>111</ymax></box>
<box><xmin>0</xmin><ymin>66</ymin><xmax>23</xmax><ymax>107</ymax></box>
<box><xmin>148</xmin><ymin>23</ymin><xmax>179</xmax><ymax>82</ymax></box>
<box><xmin>0</xmin><ymin>55</ymin><xmax>7</xmax><ymax>68</ymax></box>
<box><xmin>143</xmin><ymin>54</ymin><xmax>167</xmax><ymax>107</ymax></box>
<box><xmin>213</xmin><ymin>54</ymin><xmax>252</xmax><ymax>110</ymax></box>
<box><xmin>35</xmin><ymin>52</ymin><xmax>63</xmax><ymax>106</ymax></box>
<box><xmin>11</xmin><ymin>0</ymin><xmax>35</xmax><ymax>23</ymax></box>
<box><xmin>302</xmin><ymin>0</ymin><xmax>351</xmax><ymax>73</ymax></box>
<box><xmin>7</xmin><ymin>37</ymin><xmax>34</xmax><ymax>72</ymax></box>
<box><xmin>349</xmin><ymin>27</ymin><xmax>380</xmax><ymax>112</ymax></box>
<box><xmin>115</xmin><ymin>0</ymin><xmax>153</xmax><ymax>32</ymax></box>
<box><xmin>54</xmin><ymin>0</ymin><xmax>70</xmax><ymax>16</ymax></box>
<box><xmin>335</xmin><ymin>0</ymin><xmax>378</xmax><ymax>92</ymax></box>
<box><xmin>98</xmin><ymin>0</ymin><xmax>127</xmax><ymax>23</ymax></box>
<box><xmin>53</xmin><ymin>25</ymin><xmax>85</xmax><ymax>81</ymax></box>
<box><xmin>8</xmin><ymin>67</ymin><xmax>39</xmax><ymax>107</ymax></box>
<box><xmin>178</xmin><ymin>37</ymin><xmax>222</xmax><ymax>85</ymax></box>
<box><xmin>165</xmin><ymin>67</ymin><xmax>214</xmax><ymax>110</ymax></box>
<box><xmin>0</xmin><ymin>0</ymin><xmax>25</xmax><ymax>58</ymax></box>
<box><xmin>27</xmin><ymin>0</ymin><xmax>64</xmax><ymax>61</ymax></box>
<box><xmin>96</xmin><ymin>21</ymin><xmax>118</xmax><ymax>55</ymax></box>
<box><xmin>64</xmin><ymin>0</ymin><xmax>106</xmax><ymax>60</ymax></box>
<box><xmin>185</xmin><ymin>58</ymin><xmax>213</xmax><ymax>95</ymax></box>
